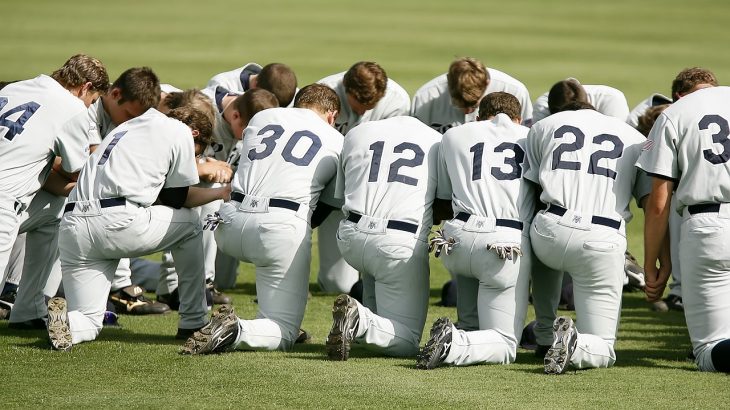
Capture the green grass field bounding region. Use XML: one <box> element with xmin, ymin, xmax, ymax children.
<box><xmin>3</xmin><ymin>0</ymin><xmax>730</xmax><ymax>408</ymax></box>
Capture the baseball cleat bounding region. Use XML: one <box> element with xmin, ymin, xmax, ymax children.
<box><xmin>664</xmin><ymin>294</ymin><xmax>684</xmax><ymax>311</ymax></box>
<box><xmin>416</xmin><ymin>317</ymin><xmax>453</xmax><ymax>370</ymax></box>
<box><xmin>296</xmin><ymin>328</ymin><xmax>312</xmax><ymax>344</ymax></box>
<box><xmin>110</xmin><ymin>285</ymin><xmax>171</xmax><ymax>315</ymax></box>
<box><xmin>47</xmin><ymin>297</ymin><xmax>72</xmax><ymax>352</ymax></box>
<box><xmin>180</xmin><ymin>304</ymin><xmax>239</xmax><ymax>355</ymax></box>
<box><xmin>206</xmin><ymin>281</ymin><xmax>232</xmax><ymax>305</ymax></box>
<box><xmin>326</xmin><ymin>294</ymin><xmax>360</xmax><ymax>361</ymax></box>
<box><xmin>544</xmin><ymin>316</ymin><xmax>577</xmax><ymax>375</ymax></box>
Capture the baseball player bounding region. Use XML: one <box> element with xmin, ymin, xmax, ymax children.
<box><xmin>207</xmin><ymin>62</ymin><xmax>298</xmax><ymax>107</ymax></box>
<box><xmin>525</xmin><ymin>101</ymin><xmax>650</xmax><ymax>374</ymax></box>
<box><xmin>627</xmin><ymin>93</ymin><xmax>672</xmax><ymax>129</ymax></box>
<box><xmin>417</xmin><ymin>92</ymin><xmax>534</xmax><ymax>369</ymax></box>
<box><xmin>0</xmin><ymin>55</ymin><xmax>109</xmax><ymax>328</ymax></box>
<box><xmin>531</xmin><ymin>78</ymin><xmax>630</xmax><ymax>124</ymax></box>
<box><xmin>314</xmin><ymin>62</ymin><xmax>411</xmax><ymax>295</ymax></box>
<box><xmin>637</xmin><ymin>85</ymin><xmax>730</xmax><ymax>373</ymax></box>
<box><xmin>411</xmin><ymin>57</ymin><xmax>533</xmax><ymax>133</ymax></box>
<box><xmin>181</xmin><ymin>83</ymin><xmax>343</xmax><ymax>354</ymax></box>
<box><xmin>324</xmin><ymin>114</ymin><xmax>444</xmax><ymax>360</ymax></box>
<box><xmin>46</xmin><ymin>105</ymin><xmax>227</xmax><ymax>351</ymax></box>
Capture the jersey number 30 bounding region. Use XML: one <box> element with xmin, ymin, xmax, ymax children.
<box><xmin>248</xmin><ymin>124</ymin><xmax>321</xmax><ymax>166</ymax></box>
<box><xmin>0</xmin><ymin>97</ymin><xmax>40</xmax><ymax>142</ymax></box>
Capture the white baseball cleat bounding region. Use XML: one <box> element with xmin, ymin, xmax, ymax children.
<box><xmin>326</xmin><ymin>294</ymin><xmax>360</xmax><ymax>361</ymax></box>
<box><xmin>544</xmin><ymin>316</ymin><xmax>578</xmax><ymax>375</ymax></box>
<box><xmin>180</xmin><ymin>304</ymin><xmax>239</xmax><ymax>355</ymax></box>
<box><xmin>47</xmin><ymin>297</ymin><xmax>72</xmax><ymax>352</ymax></box>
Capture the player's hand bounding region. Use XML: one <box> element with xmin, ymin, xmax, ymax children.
<box><xmin>220</xmin><ymin>183</ymin><xmax>232</xmax><ymax>202</ymax></box>
<box><xmin>198</xmin><ymin>158</ymin><xmax>233</xmax><ymax>183</ymax></box>
<box><xmin>644</xmin><ymin>263</ymin><xmax>671</xmax><ymax>302</ymax></box>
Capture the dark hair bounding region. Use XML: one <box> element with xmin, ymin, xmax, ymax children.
<box><xmin>167</xmin><ymin>106</ymin><xmax>214</xmax><ymax>148</ymax></box>
<box><xmin>547</xmin><ymin>79</ymin><xmax>588</xmax><ymax>114</ymax></box>
<box><xmin>478</xmin><ymin>92</ymin><xmax>522</xmax><ymax>121</ymax></box>
<box><xmin>636</xmin><ymin>104</ymin><xmax>670</xmax><ymax>137</ymax></box>
<box><xmin>112</xmin><ymin>67</ymin><xmax>161</xmax><ymax>110</ymax></box>
<box><xmin>671</xmin><ymin>67</ymin><xmax>717</xmax><ymax>101</ymax></box>
<box><xmin>343</xmin><ymin>61</ymin><xmax>387</xmax><ymax>106</ymax></box>
<box><xmin>162</xmin><ymin>89</ymin><xmax>216</xmax><ymax>129</ymax></box>
<box><xmin>555</xmin><ymin>100</ymin><xmax>595</xmax><ymax>113</ymax></box>
<box><xmin>294</xmin><ymin>83</ymin><xmax>340</xmax><ymax>114</ymax></box>
<box><xmin>258</xmin><ymin>63</ymin><xmax>297</xmax><ymax>107</ymax></box>
<box><xmin>233</xmin><ymin>88</ymin><xmax>279</xmax><ymax>125</ymax></box>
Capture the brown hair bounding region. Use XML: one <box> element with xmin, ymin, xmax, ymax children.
<box><xmin>162</xmin><ymin>89</ymin><xmax>216</xmax><ymax>129</ymax></box>
<box><xmin>294</xmin><ymin>83</ymin><xmax>340</xmax><ymax>114</ymax></box>
<box><xmin>636</xmin><ymin>104</ymin><xmax>670</xmax><ymax>137</ymax></box>
<box><xmin>167</xmin><ymin>106</ymin><xmax>214</xmax><ymax>148</ymax></box>
<box><xmin>671</xmin><ymin>67</ymin><xmax>718</xmax><ymax>101</ymax></box>
<box><xmin>111</xmin><ymin>67</ymin><xmax>161</xmax><ymax>110</ymax></box>
<box><xmin>547</xmin><ymin>79</ymin><xmax>588</xmax><ymax>114</ymax></box>
<box><xmin>343</xmin><ymin>61</ymin><xmax>387</xmax><ymax>106</ymax></box>
<box><xmin>478</xmin><ymin>92</ymin><xmax>522</xmax><ymax>121</ymax></box>
<box><xmin>555</xmin><ymin>100</ymin><xmax>595</xmax><ymax>113</ymax></box>
<box><xmin>447</xmin><ymin>57</ymin><xmax>489</xmax><ymax>109</ymax></box>
<box><xmin>233</xmin><ymin>88</ymin><xmax>279</xmax><ymax>125</ymax></box>
<box><xmin>258</xmin><ymin>63</ymin><xmax>297</xmax><ymax>107</ymax></box>
<box><xmin>51</xmin><ymin>54</ymin><xmax>109</xmax><ymax>94</ymax></box>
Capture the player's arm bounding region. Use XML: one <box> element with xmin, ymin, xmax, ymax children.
<box><xmin>197</xmin><ymin>157</ymin><xmax>233</xmax><ymax>183</ymax></box>
<box><xmin>311</xmin><ymin>201</ymin><xmax>338</xmax><ymax>228</ymax></box>
<box><xmin>184</xmin><ymin>185</ymin><xmax>231</xmax><ymax>208</ymax></box>
<box><xmin>43</xmin><ymin>157</ymin><xmax>79</xmax><ymax>196</ymax></box>
<box><xmin>432</xmin><ymin>198</ymin><xmax>452</xmax><ymax>225</ymax></box>
<box><xmin>643</xmin><ymin>176</ymin><xmax>674</xmax><ymax>302</ymax></box>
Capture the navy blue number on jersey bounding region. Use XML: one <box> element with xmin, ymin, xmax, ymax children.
<box><xmin>248</xmin><ymin>124</ymin><xmax>321</xmax><ymax>166</ymax></box>
<box><xmin>0</xmin><ymin>97</ymin><xmax>40</xmax><ymax>141</ymax></box>
<box><xmin>470</xmin><ymin>142</ymin><xmax>525</xmax><ymax>181</ymax></box>
<box><xmin>551</xmin><ymin>125</ymin><xmax>624</xmax><ymax>179</ymax></box>
<box><xmin>368</xmin><ymin>141</ymin><xmax>425</xmax><ymax>186</ymax></box>
<box><xmin>97</xmin><ymin>131</ymin><xmax>128</xmax><ymax>165</ymax></box>
<box><xmin>700</xmin><ymin>114</ymin><xmax>730</xmax><ymax>165</ymax></box>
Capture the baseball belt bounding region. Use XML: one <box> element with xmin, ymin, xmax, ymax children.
<box><xmin>546</xmin><ymin>204</ymin><xmax>621</xmax><ymax>230</ymax></box>
<box><xmin>686</xmin><ymin>203</ymin><xmax>721</xmax><ymax>215</ymax></box>
<box><xmin>63</xmin><ymin>197</ymin><xmax>127</xmax><ymax>213</ymax></box>
<box><xmin>454</xmin><ymin>212</ymin><xmax>523</xmax><ymax>230</ymax></box>
<box><xmin>230</xmin><ymin>192</ymin><xmax>300</xmax><ymax>211</ymax></box>
<box><xmin>346</xmin><ymin>212</ymin><xmax>418</xmax><ymax>234</ymax></box>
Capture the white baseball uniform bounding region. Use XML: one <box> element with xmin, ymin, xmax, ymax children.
<box><xmin>58</xmin><ymin>108</ymin><xmax>208</xmax><ymax>344</ymax></box>
<box><xmin>411</xmin><ymin>68</ymin><xmax>533</xmax><ymax>133</ymax></box>
<box><xmin>636</xmin><ymin>86</ymin><xmax>730</xmax><ymax>372</ymax></box>
<box><xmin>315</xmin><ymin>72</ymin><xmax>411</xmax><ymax>293</ymax></box>
<box><xmin>200</xmin><ymin>85</ymin><xmax>242</xmax><ymax>161</ymax></box>
<box><xmin>435</xmin><ymin>114</ymin><xmax>534</xmax><ymax>365</ymax></box>
<box><xmin>334</xmin><ymin>116</ymin><xmax>441</xmax><ymax>357</ymax></box>
<box><xmin>626</xmin><ymin>93</ymin><xmax>672</xmax><ymax>128</ymax></box>
<box><xmin>525</xmin><ymin>108</ymin><xmax>649</xmax><ymax>369</ymax></box>
<box><xmin>0</xmin><ymin>75</ymin><xmax>89</xmax><ymax>323</ymax></box>
<box><xmin>214</xmin><ymin>107</ymin><xmax>342</xmax><ymax>350</ymax></box>
<box><xmin>206</xmin><ymin>63</ymin><xmax>262</xmax><ymax>94</ymax></box>
<box><xmin>532</xmin><ymin>84</ymin><xmax>630</xmax><ymax>124</ymax></box>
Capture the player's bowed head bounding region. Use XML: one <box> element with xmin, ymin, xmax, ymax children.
<box><xmin>343</xmin><ymin>61</ymin><xmax>387</xmax><ymax>116</ymax></box>
<box><xmin>51</xmin><ymin>53</ymin><xmax>110</xmax><ymax>107</ymax></box>
<box><xmin>293</xmin><ymin>83</ymin><xmax>341</xmax><ymax>126</ymax></box>
<box><xmin>447</xmin><ymin>57</ymin><xmax>489</xmax><ymax>115</ymax></box>
<box><xmin>477</xmin><ymin>91</ymin><xmax>522</xmax><ymax>124</ymax></box>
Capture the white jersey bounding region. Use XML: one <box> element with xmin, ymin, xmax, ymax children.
<box><xmin>636</xmin><ymin>86</ymin><xmax>730</xmax><ymax>214</ymax></box>
<box><xmin>200</xmin><ymin>85</ymin><xmax>241</xmax><ymax>160</ymax></box>
<box><xmin>0</xmin><ymin>75</ymin><xmax>89</xmax><ymax>206</ymax></box>
<box><xmin>437</xmin><ymin>113</ymin><xmax>535</xmax><ymax>223</ymax></box>
<box><xmin>317</xmin><ymin>72</ymin><xmax>410</xmax><ymax>135</ymax></box>
<box><xmin>160</xmin><ymin>83</ymin><xmax>182</xmax><ymax>94</ymax></box>
<box><xmin>524</xmin><ymin>109</ymin><xmax>649</xmax><ymax>222</ymax></box>
<box><xmin>86</xmin><ymin>98</ymin><xmax>115</xmax><ymax>145</ymax></box>
<box><xmin>206</xmin><ymin>63</ymin><xmax>262</xmax><ymax>94</ymax></box>
<box><xmin>337</xmin><ymin>116</ymin><xmax>442</xmax><ymax>238</ymax></box>
<box><xmin>626</xmin><ymin>93</ymin><xmax>672</xmax><ymax>128</ymax></box>
<box><xmin>232</xmin><ymin>107</ymin><xmax>343</xmax><ymax>209</ymax></box>
<box><xmin>532</xmin><ymin>84</ymin><xmax>630</xmax><ymax>124</ymax></box>
<box><xmin>71</xmin><ymin>108</ymin><xmax>199</xmax><ymax>207</ymax></box>
<box><xmin>411</xmin><ymin>68</ymin><xmax>533</xmax><ymax>133</ymax></box>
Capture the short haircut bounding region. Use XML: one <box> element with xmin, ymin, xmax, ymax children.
<box><xmin>447</xmin><ymin>57</ymin><xmax>489</xmax><ymax>109</ymax></box>
<box><xmin>554</xmin><ymin>100</ymin><xmax>595</xmax><ymax>113</ymax></box>
<box><xmin>111</xmin><ymin>67</ymin><xmax>161</xmax><ymax>110</ymax></box>
<box><xmin>162</xmin><ymin>89</ymin><xmax>217</xmax><ymax>130</ymax></box>
<box><xmin>671</xmin><ymin>67</ymin><xmax>718</xmax><ymax>101</ymax></box>
<box><xmin>547</xmin><ymin>79</ymin><xmax>588</xmax><ymax>114</ymax></box>
<box><xmin>636</xmin><ymin>104</ymin><xmax>670</xmax><ymax>137</ymax></box>
<box><xmin>51</xmin><ymin>54</ymin><xmax>109</xmax><ymax>94</ymax></box>
<box><xmin>478</xmin><ymin>92</ymin><xmax>522</xmax><ymax>121</ymax></box>
<box><xmin>167</xmin><ymin>106</ymin><xmax>214</xmax><ymax>148</ymax></box>
<box><xmin>294</xmin><ymin>83</ymin><xmax>340</xmax><ymax>114</ymax></box>
<box><xmin>233</xmin><ymin>88</ymin><xmax>279</xmax><ymax>125</ymax></box>
<box><xmin>258</xmin><ymin>63</ymin><xmax>297</xmax><ymax>107</ymax></box>
<box><xmin>343</xmin><ymin>61</ymin><xmax>387</xmax><ymax>106</ymax></box>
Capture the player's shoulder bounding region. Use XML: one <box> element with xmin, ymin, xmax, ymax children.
<box><xmin>413</xmin><ymin>73</ymin><xmax>448</xmax><ymax>98</ymax></box>
<box><xmin>317</xmin><ymin>72</ymin><xmax>346</xmax><ymax>89</ymax></box>
<box><xmin>384</xmin><ymin>77</ymin><xmax>410</xmax><ymax>101</ymax></box>
<box><xmin>585</xmin><ymin>84</ymin><xmax>627</xmax><ymax>100</ymax></box>
<box><xmin>486</xmin><ymin>67</ymin><xmax>529</xmax><ymax>92</ymax></box>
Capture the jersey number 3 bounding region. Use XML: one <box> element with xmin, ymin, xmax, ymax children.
<box><xmin>0</xmin><ymin>97</ymin><xmax>40</xmax><ymax>142</ymax></box>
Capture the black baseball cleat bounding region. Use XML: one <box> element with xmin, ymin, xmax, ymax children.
<box><xmin>47</xmin><ymin>297</ymin><xmax>72</xmax><ymax>352</ymax></box>
<box><xmin>8</xmin><ymin>318</ymin><xmax>46</xmax><ymax>330</ymax></box>
<box><xmin>157</xmin><ymin>288</ymin><xmax>180</xmax><ymax>311</ymax></box>
<box><xmin>206</xmin><ymin>281</ymin><xmax>232</xmax><ymax>305</ymax></box>
<box><xmin>110</xmin><ymin>285</ymin><xmax>171</xmax><ymax>315</ymax></box>
<box><xmin>326</xmin><ymin>294</ymin><xmax>360</xmax><ymax>361</ymax></box>
<box><xmin>544</xmin><ymin>316</ymin><xmax>578</xmax><ymax>375</ymax></box>
<box><xmin>416</xmin><ymin>317</ymin><xmax>453</xmax><ymax>370</ymax></box>
<box><xmin>180</xmin><ymin>304</ymin><xmax>239</xmax><ymax>355</ymax></box>
<box><xmin>175</xmin><ymin>326</ymin><xmax>203</xmax><ymax>340</ymax></box>
<box><xmin>296</xmin><ymin>328</ymin><xmax>312</xmax><ymax>344</ymax></box>
<box><xmin>664</xmin><ymin>294</ymin><xmax>684</xmax><ymax>311</ymax></box>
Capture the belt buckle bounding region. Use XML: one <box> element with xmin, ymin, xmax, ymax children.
<box><xmin>237</xmin><ymin>195</ymin><xmax>269</xmax><ymax>213</ymax></box>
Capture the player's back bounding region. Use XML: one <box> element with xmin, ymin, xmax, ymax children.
<box><xmin>0</xmin><ymin>75</ymin><xmax>87</xmax><ymax>203</ymax></box>
<box><xmin>526</xmin><ymin>109</ymin><xmax>646</xmax><ymax>221</ymax></box>
<box><xmin>206</xmin><ymin>63</ymin><xmax>262</xmax><ymax>93</ymax></box>
<box><xmin>201</xmin><ymin>85</ymin><xmax>240</xmax><ymax>159</ymax></box>
<box><xmin>233</xmin><ymin>107</ymin><xmax>343</xmax><ymax>209</ymax></box>
<box><xmin>439</xmin><ymin>114</ymin><xmax>533</xmax><ymax>222</ymax></box>
<box><xmin>533</xmin><ymin>84</ymin><xmax>629</xmax><ymax>124</ymax></box>
<box><xmin>410</xmin><ymin>74</ymin><xmax>462</xmax><ymax>134</ymax></box>
<box><xmin>72</xmin><ymin>108</ymin><xmax>198</xmax><ymax>207</ymax></box>
<box><xmin>340</xmin><ymin>116</ymin><xmax>442</xmax><ymax>231</ymax></box>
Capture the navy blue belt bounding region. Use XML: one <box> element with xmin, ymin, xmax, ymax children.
<box><xmin>64</xmin><ymin>197</ymin><xmax>127</xmax><ymax>213</ymax></box>
<box><xmin>231</xmin><ymin>192</ymin><xmax>300</xmax><ymax>211</ymax></box>
<box><xmin>687</xmin><ymin>203</ymin><xmax>722</xmax><ymax>215</ymax></box>
<box><xmin>546</xmin><ymin>204</ymin><xmax>621</xmax><ymax>230</ymax></box>
<box><xmin>454</xmin><ymin>212</ymin><xmax>523</xmax><ymax>230</ymax></box>
<box><xmin>347</xmin><ymin>212</ymin><xmax>419</xmax><ymax>234</ymax></box>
